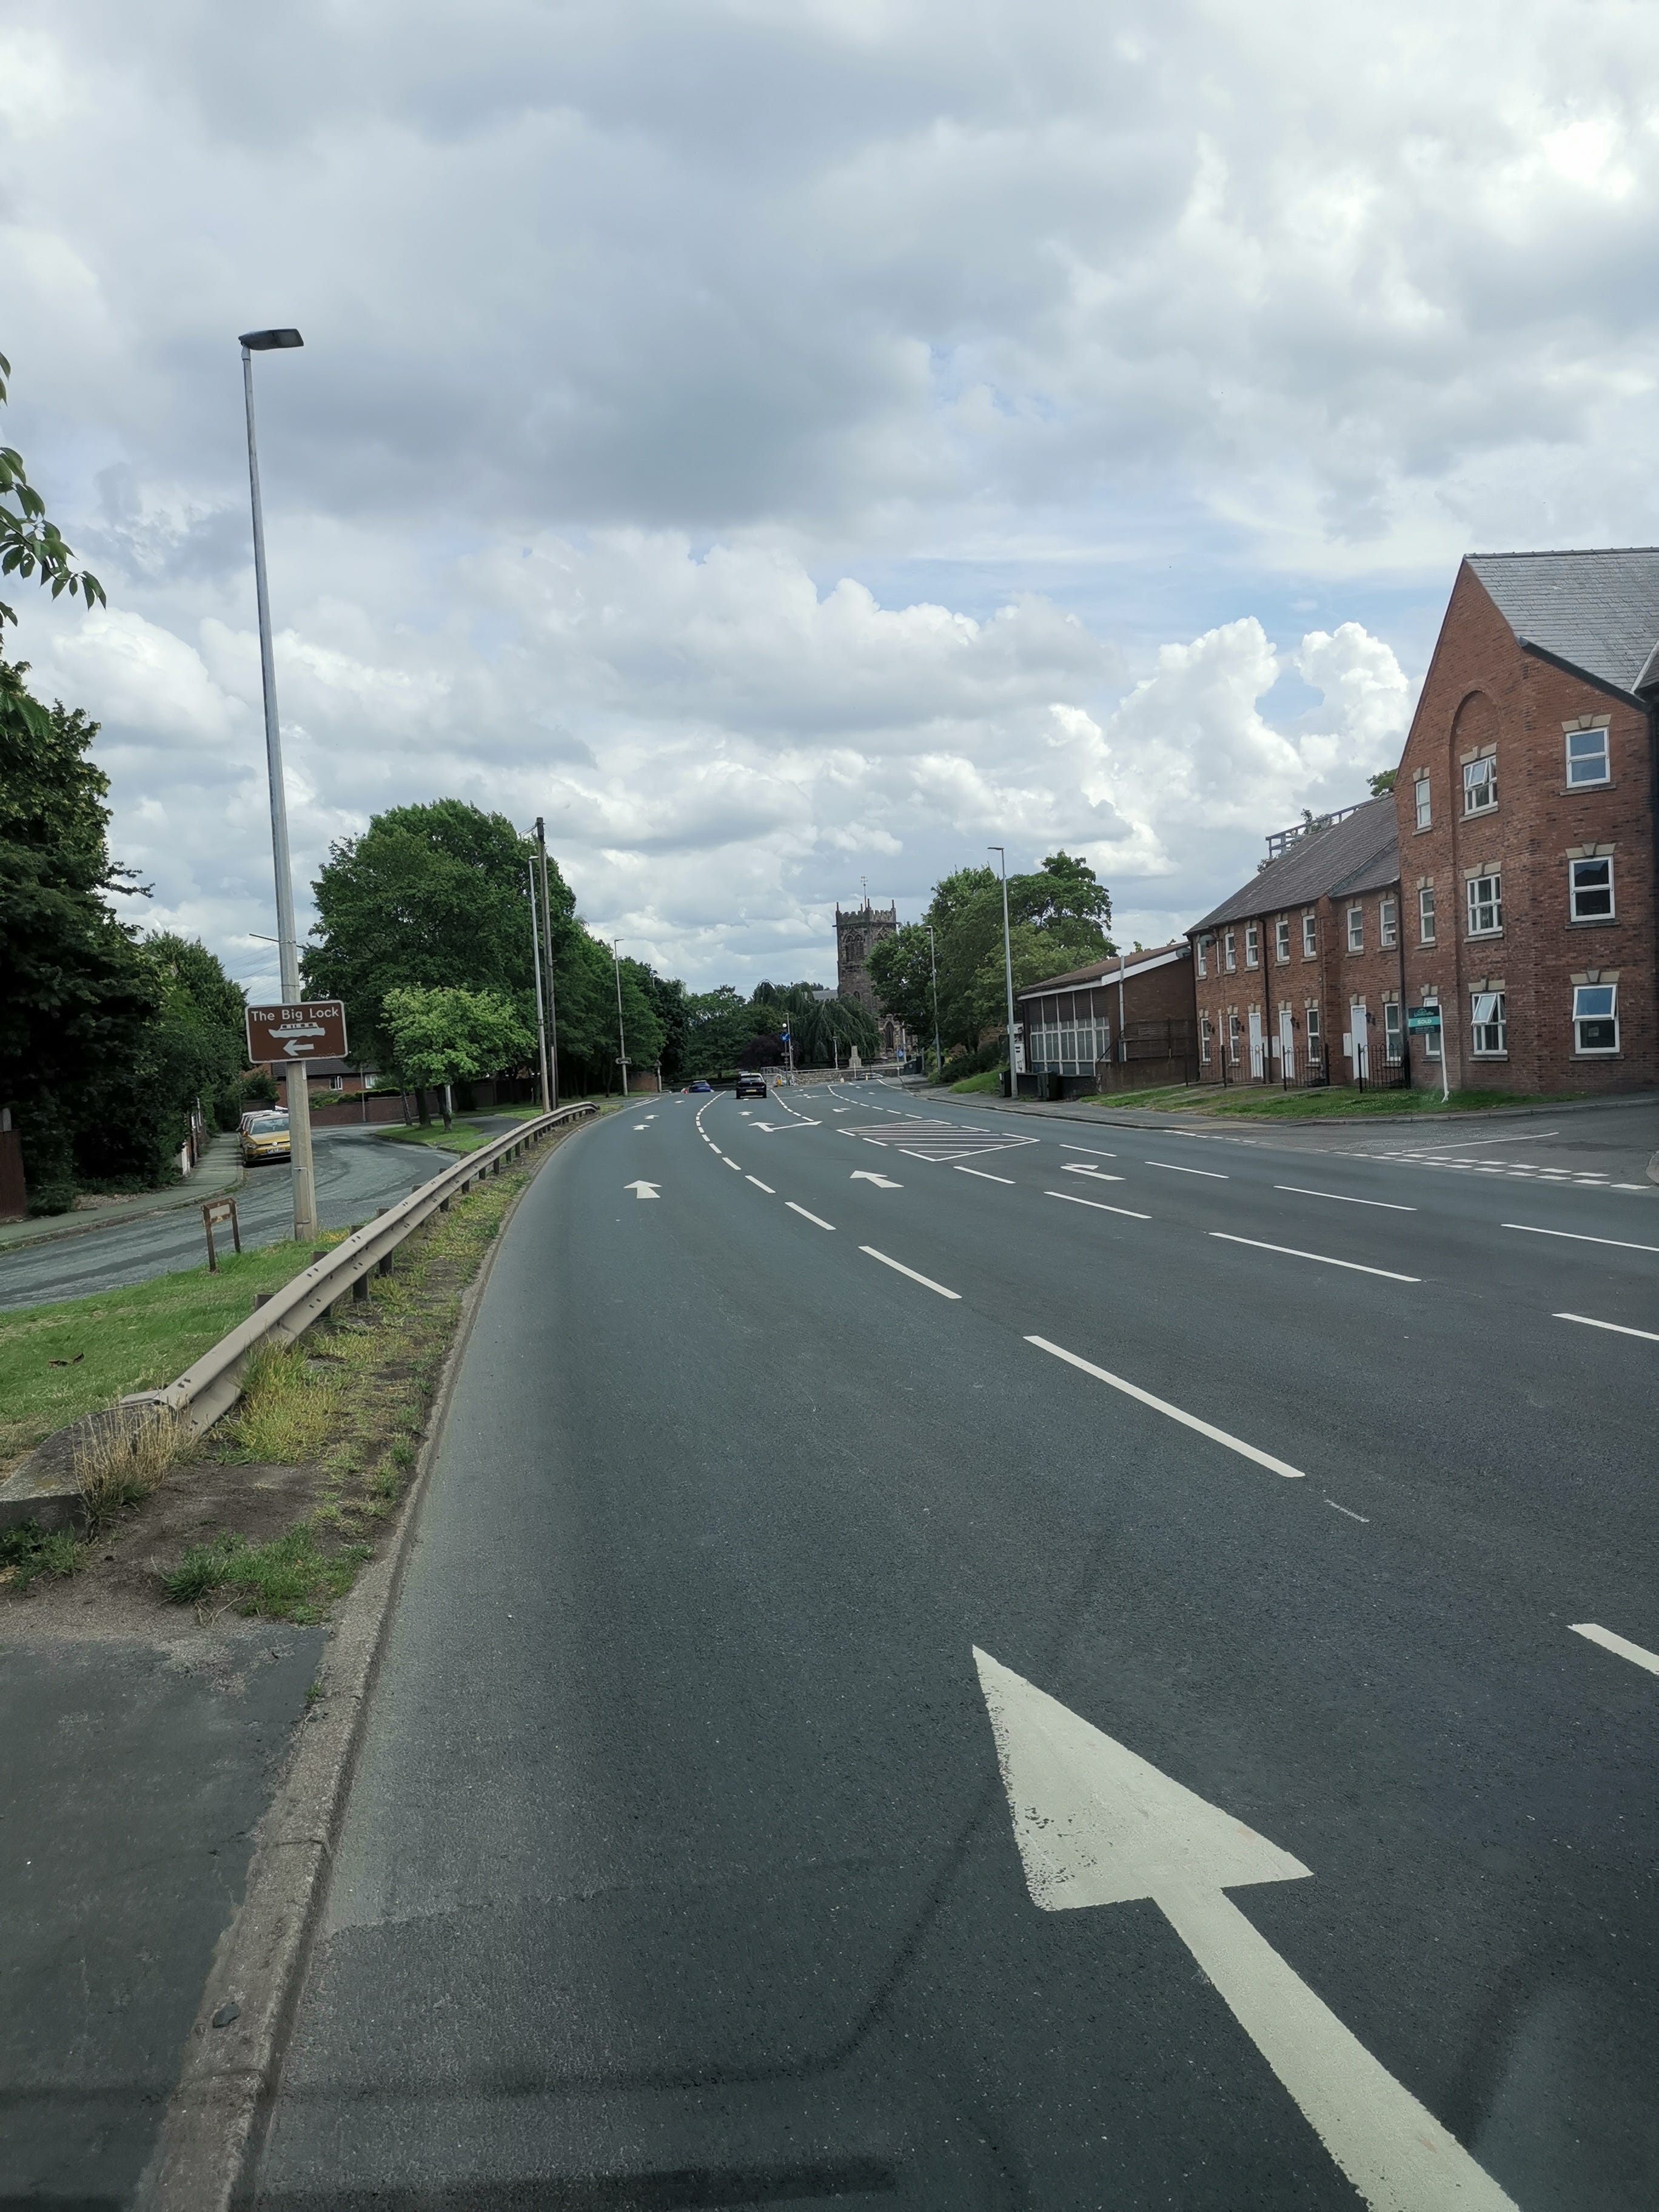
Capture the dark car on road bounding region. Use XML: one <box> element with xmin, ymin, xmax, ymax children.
<box><xmin>734</xmin><ymin>1073</ymin><xmax>767</xmax><ymax>1099</ymax></box>
<box><xmin>686</xmin><ymin>1079</ymin><xmax>712</xmax><ymax>1093</ymax></box>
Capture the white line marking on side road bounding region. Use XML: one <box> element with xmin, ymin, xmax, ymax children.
<box><xmin>860</xmin><ymin>1245</ymin><xmax>961</xmax><ymax>1299</ymax></box>
<box><xmin>746</xmin><ymin>1176</ymin><xmax>775</xmax><ymax>1193</ymax></box>
<box><xmin>1324</xmin><ymin>1499</ymin><xmax>1370</xmax><ymax>1523</ymax></box>
<box><xmin>1555</xmin><ymin>1312</ymin><xmax>1659</xmax><ymax>1343</ymax></box>
<box><xmin>1026</xmin><ymin>1336</ymin><xmax>1305</xmax><ymax>1479</ymax></box>
<box><xmin>956</xmin><ymin>1165</ymin><xmax>1015</xmax><ymax>1184</ymax></box>
<box><xmin>1045</xmin><ymin>1191</ymin><xmax>1151</xmax><ymax>1221</ymax></box>
<box><xmin>1210</xmin><ymin>1233</ymin><xmax>1419</xmax><ymax>1282</ymax></box>
<box><xmin>786</xmin><ymin>1202</ymin><xmax>836</xmax><ymax>1230</ymax></box>
<box><xmin>1570</xmin><ymin>1622</ymin><xmax>1659</xmax><ymax>1677</ymax></box>
<box><xmin>1147</xmin><ymin>1159</ymin><xmax>1228</xmax><ymax>1178</ymax></box>
<box><xmin>1378</xmin><ymin>1129</ymin><xmax>1560</xmax><ymax>1153</ymax></box>
<box><xmin>1275</xmin><ymin>1185</ymin><xmax>1416</xmax><ymax>1212</ymax></box>
<box><xmin>1504</xmin><ymin>1224</ymin><xmax>1659</xmax><ymax>1254</ymax></box>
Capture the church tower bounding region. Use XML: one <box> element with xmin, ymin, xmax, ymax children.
<box><xmin>834</xmin><ymin>896</ymin><xmax>896</xmax><ymax>1013</ymax></box>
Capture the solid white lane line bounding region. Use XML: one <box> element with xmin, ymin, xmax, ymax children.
<box><xmin>1046</xmin><ymin>1191</ymin><xmax>1151</xmax><ymax>1221</ymax></box>
<box><xmin>746</xmin><ymin>1176</ymin><xmax>775</xmax><ymax>1193</ymax></box>
<box><xmin>1209</xmin><ymin>1233</ymin><xmax>1419</xmax><ymax>1283</ymax></box>
<box><xmin>1570</xmin><ymin>1622</ymin><xmax>1659</xmax><ymax>1677</ymax></box>
<box><xmin>1275</xmin><ymin>1185</ymin><xmax>1416</xmax><ymax>1212</ymax></box>
<box><xmin>1061</xmin><ymin>1144</ymin><xmax>1119</xmax><ymax>1159</ymax></box>
<box><xmin>860</xmin><ymin>1245</ymin><xmax>961</xmax><ymax>1299</ymax></box>
<box><xmin>1146</xmin><ymin>1159</ymin><xmax>1228</xmax><ymax>1179</ymax></box>
<box><xmin>1324</xmin><ymin>1499</ymin><xmax>1370</xmax><ymax>1523</ymax></box>
<box><xmin>785</xmin><ymin>1202</ymin><xmax>836</xmax><ymax>1230</ymax></box>
<box><xmin>1555</xmin><ymin>1312</ymin><xmax>1659</xmax><ymax>1343</ymax></box>
<box><xmin>1504</xmin><ymin>1224</ymin><xmax>1659</xmax><ymax>1255</ymax></box>
<box><xmin>956</xmin><ymin>1165</ymin><xmax>1015</xmax><ymax>1184</ymax></box>
<box><xmin>1027</xmin><ymin>1336</ymin><xmax>1307</xmax><ymax>1480</ymax></box>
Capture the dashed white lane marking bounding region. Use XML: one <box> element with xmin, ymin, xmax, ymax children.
<box><xmin>786</xmin><ymin>1202</ymin><xmax>836</xmax><ymax>1230</ymax></box>
<box><xmin>956</xmin><ymin>1165</ymin><xmax>1015</xmax><ymax>1184</ymax></box>
<box><xmin>632</xmin><ymin>1123</ymin><xmax>648</xmax><ymax>1130</ymax></box>
<box><xmin>1325</xmin><ymin>1499</ymin><xmax>1370</xmax><ymax>1523</ymax></box>
<box><xmin>1027</xmin><ymin>1336</ymin><xmax>1306</xmax><ymax>1480</ymax></box>
<box><xmin>1046</xmin><ymin>1191</ymin><xmax>1151</xmax><ymax>1221</ymax></box>
<box><xmin>859</xmin><ymin>1245</ymin><xmax>961</xmax><ymax>1299</ymax></box>
<box><xmin>1555</xmin><ymin>1312</ymin><xmax>1659</xmax><ymax>1343</ymax></box>
<box><xmin>746</xmin><ymin>1176</ymin><xmax>775</xmax><ymax>1193</ymax></box>
<box><xmin>1061</xmin><ymin>1144</ymin><xmax>1119</xmax><ymax>1159</ymax></box>
<box><xmin>1146</xmin><ymin>1159</ymin><xmax>1228</xmax><ymax>1179</ymax></box>
<box><xmin>1275</xmin><ymin>1185</ymin><xmax>1416</xmax><ymax>1212</ymax></box>
<box><xmin>1570</xmin><ymin>1622</ymin><xmax>1659</xmax><ymax>1677</ymax></box>
<box><xmin>725</xmin><ymin>1159</ymin><xmax>742</xmax><ymax>1171</ymax></box>
<box><xmin>1504</xmin><ymin>1224</ymin><xmax>1659</xmax><ymax>1255</ymax></box>
<box><xmin>1210</xmin><ymin>1233</ymin><xmax>1419</xmax><ymax>1283</ymax></box>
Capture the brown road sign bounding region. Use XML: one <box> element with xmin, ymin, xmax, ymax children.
<box><xmin>246</xmin><ymin>999</ymin><xmax>349</xmax><ymax>1062</ymax></box>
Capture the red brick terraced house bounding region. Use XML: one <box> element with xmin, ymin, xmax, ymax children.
<box><xmin>1394</xmin><ymin>550</ymin><xmax>1657</xmax><ymax>1095</ymax></box>
<box><xmin>1188</xmin><ymin>797</ymin><xmax>1408</xmax><ymax>1090</ymax></box>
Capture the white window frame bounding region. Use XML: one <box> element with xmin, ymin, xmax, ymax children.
<box><xmin>1275</xmin><ymin>917</ymin><xmax>1290</xmax><ymax>963</ymax></box>
<box><xmin>1383</xmin><ymin>1000</ymin><xmax>1403</xmax><ymax>1063</ymax></box>
<box><xmin>1196</xmin><ymin>934</ymin><xmax>1208</xmax><ymax>977</ymax></box>
<box><xmin>1379</xmin><ymin>896</ymin><xmax>1397</xmax><ymax>949</ymax></box>
<box><xmin>1418</xmin><ymin>886</ymin><xmax>1436</xmax><ymax>944</ymax></box>
<box><xmin>1346</xmin><ymin>904</ymin><xmax>1363</xmax><ymax>953</ymax></box>
<box><xmin>1228</xmin><ymin>1012</ymin><xmax>1241</xmax><ymax>1063</ymax></box>
<box><xmin>1466</xmin><ymin>872</ymin><xmax>1502</xmax><ymax>936</ymax></box>
<box><xmin>1568</xmin><ymin>856</ymin><xmax>1614</xmax><ymax>922</ymax></box>
<box><xmin>1199</xmin><ymin>1016</ymin><xmax>1212</xmax><ymax>1065</ymax></box>
<box><xmin>1470</xmin><ymin>990</ymin><xmax>1507</xmax><ymax>1057</ymax></box>
<box><xmin>1224</xmin><ymin>928</ymin><xmax>1237</xmax><ymax>973</ymax></box>
<box><xmin>1463</xmin><ymin>756</ymin><xmax>1497</xmax><ymax>814</ymax></box>
<box><xmin>1413</xmin><ymin>774</ymin><xmax>1431</xmax><ymax>830</ymax></box>
<box><xmin>1244</xmin><ymin>922</ymin><xmax>1259</xmax><ymax>970</ymax></box>
<box><xmin>1566</xmin><ymin>727</ymin><xmax>1609</xmax><ymax>788</ymax></box>
<box><xmin>1301</xmin><ymin>911</ymin><xmax>1317</xmax><ymax>957</ymax></box>
<box><xmin>1572</xmin><ymin>984</ymin><xmax>1618</xmax><ymax>1056</ymax></box>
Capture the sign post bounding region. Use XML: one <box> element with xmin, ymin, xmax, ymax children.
<box><xmin>201</xmin><ymin>1196</ymin><xmax>241</xmax><ymax>1273</ymax></box>
<box><xmin>1406</xmin><ymin>1004</ymin><xmax>1448</xmax><ymax>1103</ymax></box>
<box><xmin>246</xmin><ymin>1001</ymin><xmax>348</xmax><ymax>1235</ymax></box>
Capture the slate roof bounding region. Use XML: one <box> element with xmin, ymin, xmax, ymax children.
<box><xmin>1017</xmin><ymin>940</ymin><xmax>1188</xmax><ymax>1000</ymax></box>
<box><xmin>1190</xmin><ymin>796</ymin><xmax>1398</xmax><ymax>933</ymax></box>
<box><xmin>1467</xmin><ymin>548</ymin><xmax>1659</xmax><ymax>697</ymax></box>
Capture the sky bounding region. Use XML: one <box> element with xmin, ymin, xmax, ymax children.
<box><xmin>5</xmin><ymin>0</ymin><xmax>1658</xmax><ymax>999</ymax></box>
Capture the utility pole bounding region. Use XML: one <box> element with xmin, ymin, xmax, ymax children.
<box><xmin>526</xmin><ymin>860</ymin><xmax>551</xmax><ymax>1108</ymax></box>
<box><xmin>239</xmin><ymin>327</ymin><xmax>316</xmax><ymax>1242</ymax></box>
<box><xmin>535</xmin><ymin>817</ymin><xmax>560</xmax><ymax>1105</ymax></box>
<box><xmin>612</xmin><ymin>938</ymin><xmax>629</xmax><ymax>1097</ymax></box>
<box><xmin>927</xmin><ymin>921</ymin><xmax>942</xmax><ymax>1083</ymax></box>
<box><xmin>989</xmin><ymin>845</ymin><xmax>1017</xmax><ymax>1098</ymax></box>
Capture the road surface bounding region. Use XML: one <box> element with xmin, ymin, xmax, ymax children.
<box><xmin>253</xmin><ymin>1082</ymin><xmax>1659</xmax><ymax>2208</ymax></box>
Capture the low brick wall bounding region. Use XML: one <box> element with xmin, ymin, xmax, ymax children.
<box><xmin>306</xmin><ymin>1095</ymin><xmax>409</xmax><ymax>1127</ymax></box>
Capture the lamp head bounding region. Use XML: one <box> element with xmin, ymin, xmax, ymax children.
<box><xmin>240</xmin><ymin>329</ymin><xmax>304</xmax><ymax>352</ymax></box>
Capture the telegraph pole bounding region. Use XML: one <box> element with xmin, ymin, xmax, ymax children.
<box><xmin>535</xmin><ymin>817</ymin><xmax>560</xmax><ymax>1105</ymax></box>
<box><xmin>526</xmin><ymin>861</ymin><xmax>551</xmax><ymax>1108</ymax></box>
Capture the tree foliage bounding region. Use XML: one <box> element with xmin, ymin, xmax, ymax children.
<box><xmin>0</xmin><ymin>352</ymin><xmax>106</xmax><ymax>637</ymax></box>
<box><xmin>381</xmin><ymin>985</ymin><xmax>535</xmax><ymax>1124</ymax></box>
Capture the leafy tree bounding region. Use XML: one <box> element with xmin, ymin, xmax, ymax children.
<box><xmin>0</xmin><ymin>351</ymin><xmax>105</xmax><ymax>634</ymax></box>
<box><xmin>381</xmin><ymin>985</ymin><xmax>535</xmax><ymax>1126</ymax></box>
<box><xmin>866</xmin><ymin>927</ymin><xmax>937</xmax><ymax>1041</ymax></box>
<box><xmin>1369</xmin><ymin>768</ymin><xmax>1398</xmax><ymax>796</ymax></box>
<box><xmin>682</xmin><ymin>985</ymin><xmax>769</xmax><ymax>1079</ymax></box>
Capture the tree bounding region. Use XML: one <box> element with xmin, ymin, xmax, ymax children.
<box><xmin>381</xmin><ymin>985</ymin><xmax>534</xmax><ymax>1125</ymax></box>
<box><xmin>682</xmin><ymin>986</ymin><xmax>769</xmax><ymax>1079</ymax></box>
<box><xmin>0</xmin><ymin>351</ymin><xmax>105</xmax><ymax>634</ymax></box>
<box><xmin>866</xmin><ymin>926</ymin><xmax>937</xmax><ymax>1041</ymax></box>
<box><xmin>1369</xmin><ymin>768</ymin><xmax>1398</xmax><ymax>796</ymax></box>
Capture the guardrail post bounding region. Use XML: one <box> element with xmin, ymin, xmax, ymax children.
<box><xmin>352</xmin><ymin>1273</ymin><xmax>369</xmax><ymax>1302</ymax></box>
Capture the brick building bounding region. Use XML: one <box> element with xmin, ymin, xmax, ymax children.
<box><xmin>1188</xmin><ymin>798</ymin><xmax>1407</xmax><ymax>1088</ymax></box>
<box><xmin>1014</xmin><ymin>940</ymin><xmax>1197</xmax><ymax>1098</ymax></box>
<box><xmin>1393</xmin><ymin>550</ymin><xmax>1657</xmax><ymax>1094</ymax></box>
<box><xmin>835</xmin><ymin>897</ymin><xmax>909</xmax><ymax>1057</ymax></box>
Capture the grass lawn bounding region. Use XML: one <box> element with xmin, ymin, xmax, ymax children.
<box><xmin>1075</xmin><ymin>1082</ymin><xmax>1571</xmax><ymax>1119</ymax></box>
<box><xmin>0</xmin><ymin>1232</ymin><xmax>351</xmax><ymax>1473</ymax></box>
<box><xmin>378</xmin><ymin>1096</ymin><xmax>624</xmax><ymax>1154</ymax></box>
<box><xmin>948</xmin><ymin>1070</ymin><xmax>1004</xmax><ymax>1094</ymax></box>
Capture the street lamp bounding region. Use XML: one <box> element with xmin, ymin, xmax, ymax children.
<box><xmin>927</xmin><ymin>921</ymin><xmax>942</xmax><ymax>1083</ymax></box>
<box><xmin>612</xmin><ymin>938</ymin><xmax>629</xmax><ymax>1098</ymax></box>
<box><xmin>239</xmin><ymin>326</ymin><xmax>317</xmax><ymax>1241</ymax></box>
<box><xmin>988</xmin><ymin>845</ymin><xmax>1017</xmax><ymax>1098</ymax></box>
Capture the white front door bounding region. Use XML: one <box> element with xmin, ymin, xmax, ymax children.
<box><xmin>1350</xmin><ymin>999</ymin><xmax>1368</xmax><ymax>1080</ymax></box>
<box><xmin>1247</xmin><ymin>1006</ymin><xmax>1264</xmax><ymax>1079</ymax></box>
<box><xmin>1278</xmin><ymin>1008</ymin><xmax>1295</xmax><ymax>1080</ymax></box>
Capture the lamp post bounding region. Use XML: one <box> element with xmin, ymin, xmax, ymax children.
<box><xmin>239</xmin><ymin>327</ymin><xmax>316</xmax><ymax>1242</ymax></box>
<box><xmin>988</xmin><ymin>845</ymin><xmax>1017</xmax><ymax>1098</ymax></box>
<box><xmin>927</xmin><ymin>922</ymin><xmax>942</xmax><ymax>1083</ymax></box>
<box><xmin>612</xmin><ymin>938</ymin><xmax>629</xmax><ymax>1097</ymax></box>
<box><xmin>535</xmin><ymin>817</ymin><xmax>560</xmax><ymax>1105</ymax></box>
<box><xmin>526</xmin><ymin>860</ymin><xmax>551</xmax><ymax>1108</ymax></box>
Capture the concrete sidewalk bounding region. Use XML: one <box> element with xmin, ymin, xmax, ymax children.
<box><xmin>0</xmin><ymin>1134</ymin><xmax>246</xmax><ymax>1257</ymax></box>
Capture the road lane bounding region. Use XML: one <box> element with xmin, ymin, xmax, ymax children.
<box><xmin>255</xmin><ymin>1094</ymin><xmax>1659</xmax><ymax>2209</ymax></box>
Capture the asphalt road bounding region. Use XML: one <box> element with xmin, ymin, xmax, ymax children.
<box><xmin>253</xmin><ymin>1082</ymin><xmax>1659</xmax><ymax>2209</ymax></box>
<box><xmin>0</xmin><ymin>1131</ymin><xmax>447</xmax><ymax>1313</ymax></box>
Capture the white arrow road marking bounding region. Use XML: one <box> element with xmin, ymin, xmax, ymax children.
<box><xmin>1210</xmin><ymin>1233</ymin><xmax>1420</xmax><ymax>1284</ymax></box>
<box><xmin>632</xmin><ymin>1124</ymin><xmax>648</xmax><ymax>1130</ymax></box>
<box><xmin>1026</xmin><ymin>1336</ymin><xmax>1304</xmax><ymax>1478</ymax></box>
<box><xmin>859</xmin><ymin>1247</ymin><xmax>960</xmax><ymax>1299</ymax></box>
<box><xmin>850</xmin><ymin>1170</ymin><xmax>903</xmax><ymax>1188</ymax></box>
<box><xmin>1555</xmin><ymin>1312</ymin><xmax>1659</xmax><ymax>1343</ymax></box>
<box><xmin>973</xmin><ymin>1651</ymin><xmax>1518</xmax><ymax>2212</ymax></box>
<box><xmin>623</xmin><ymin>1181</ymin><xmax>660</xmax><ymax>1199</ymax></box>
<box><xmin>1570</xmin><ymin>1621</ymin><xmax>1659</xmax><ymax>1675</ymax></box>
<box><xmin>1061</xmin><ymin>1163</ymin><xmax>1125</xmax><ymax>1182</ymax></box>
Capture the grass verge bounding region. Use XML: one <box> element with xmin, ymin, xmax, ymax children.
<box><xmin>948</xmin><ymin>1070</ymin><xmax>1004</xmax><ymax>1094</ymax></box>
<box><xmin>1074</xmin><ymin>1083</ymin><xmax>1573</xmax><ymax>1119</ymax></box>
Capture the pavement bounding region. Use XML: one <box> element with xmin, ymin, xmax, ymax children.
<box><xmin>0</xmin><ymin>1130</ymin><xmax>451</xmax><ymax>1313</ymax></box>
<box><xmin>248</xmin><ymin>1079</ymin><xmax>1659</xmax><ymax>2209</ymax></box>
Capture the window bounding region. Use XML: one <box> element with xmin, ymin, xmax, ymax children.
<box><xmin>1384</xmin><ymin>1001</ymin><xmax>1403</xmax><ymax>1062</ymax></box>
<box><xmin>1566</xmin><ymin>727</ymin><xmax>1609</xmax><ymax>787</ymax></box>
<box><xmin>1346</xmin><ymin>904</ymin><xmax>1363</xmax><ymax>952</ymax></box>
<box><xmin>1379</xmin><ymin>896</ymin><xmax>1397</xmax><ymax>948</ymax></box>
<box><xmin>1302</xmin><ymin>911</ymin><xmax>1317</xmax><ymax>957</ymax></box>
<box><xmin>1196</xmin><ymin>934</ymin><xmax>1209</xmax><ymax>977</ymax></box>
<box><xmin>1224</xmin><ymin>929</ymin><xmax>1237</xmax><ymax>972</ymax></box>
<box><xmin>1467</xmin><ymin>872</ymin><xmax>1502</xmax><ymax>935</ymax></box>
<box><xmin>1418</xmin><ymin>886</ymin><xmax>1436</xmax><ymax>943</ymax></box>
<box><xmin>1463</xmin><ymin>756</ymin><xmax>1497</xmax><ymax>814</ymax></box>
<box><xmin>1573</xmin><ymin>984</ymin><xmax>1618</xmax><ymax>1054</ymax></box>
<box><xmin>1305</xmin><ymin>1003</ymin><xmax>1321</xmax><ymax>1068</ymax></box>
<box><xmin>1228</xmin><ymin>1012</ymin><xmax>1241</xmax><ymax>1062</ymax></box>
<box><xmin>1413</xmin><ymin>774</ymin><xmax>1431</xmax><ymax>830</ymax></box>
<box><xmin>1244</xmin><ymin>922</ymin><xmax>1259</xmax><ymax>969</ymax></box>
<box><xmin>1275</xmin><ymin>917</ymin><xmax>1290</xmax><ymax>963</ymax></box>
<box><xmin>1199</xmin><ymin>1016</ymin><xmax>1213</xmax><ymax>1065</ymax></box>
<box><xmin>1569</xmin><ymin>856</ymin><xmax>1614</xmax><ymax>922</ymax></box>
<box><xmin>1470</xmin><ymin>990</ymin><xmax>1507</xmax><ymax>1056</ymax></box>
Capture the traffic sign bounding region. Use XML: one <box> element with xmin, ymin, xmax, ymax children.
<box><xmin>246</xmin><ymin>999</ymin><xmax>348</xmax><ymax>1062</ymax></box>
<box><xmin>1406</xmin><ymin>1008</ymin><xmax>1441</xmax><ymax>1034</ymax></box>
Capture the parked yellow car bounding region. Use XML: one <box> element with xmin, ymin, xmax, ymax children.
<box><xmin>240</xmin><ymin>1111</ymin><xmax>291</xmax><ymax>1164</ymax></box>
